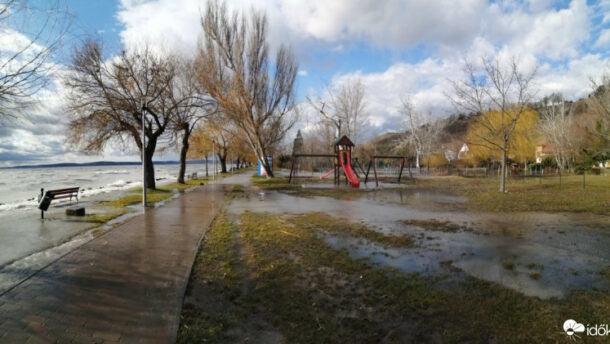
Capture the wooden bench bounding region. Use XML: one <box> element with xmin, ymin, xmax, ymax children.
<box><xmin>38</xmin><ymin>187</ymin><xmax>80</xmax><ymax>219</ymax></box>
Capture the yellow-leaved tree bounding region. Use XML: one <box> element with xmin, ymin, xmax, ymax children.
<box><xmin>465</xmin><ymin>109</ymin><xmax>540</xmax><ymax>168</ymax></box>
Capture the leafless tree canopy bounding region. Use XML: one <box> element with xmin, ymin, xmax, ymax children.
<box><xmin>538</xmin><ymin>93</ymin><xmax>575</xmax><ymax>170</ymax></box>
<box><xmin>0</xmin><ymin>0</ymin><xmax>70</xmax><ymax>119</ymax></box>
<box><xmin>586</xmin><ymin>72</ymin><xmax>610</xmax><ymax>155</ymax></box>
<box><xmin>63</xmin><ymin>40</ymin><xmax>176</xmax><ymax>189</ymax></box>
<box><xmin>167</xmin><ymin>58</ymin><xmax>216</xmax><ymax>183</ymax></box>
<box><xmin>308</xmin><ymin>78</ymin><xmax>369</xmax><ymax>144</ymax></box>
<box><xmin>399</xmin><ymin>98</ymin><xmax>443</xmax><ymax>169</ymax></box>
<box><xmin>197</xmin><ymin>0</ymin><xmax>298</xmax><ymax>177</ymax></box>
<box><xmin>449</xmin><ymin>56</ymin><xmax>537</xmax><ymax>192</ymax></box>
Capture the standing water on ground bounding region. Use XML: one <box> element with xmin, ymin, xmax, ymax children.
<box><xmin>227</xmin><ymin>187</ymin><xmax>610</xmax><ymax>299</ymax></box>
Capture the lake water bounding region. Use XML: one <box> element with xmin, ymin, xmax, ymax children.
<box><xmin>0</xmin><ymin>163</ymin><xmax>219</xmax><ymax>215</ymax></box>
<box><xmin>0</xmin><ymin>162</ymin><xmax>231</xmax><ymax>293</ymax></box>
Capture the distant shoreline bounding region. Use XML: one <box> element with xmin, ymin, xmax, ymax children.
<box><xmin>1</xmin><ymin>160</ymin><xmax>209</xmax><ymax>169</ymax></box>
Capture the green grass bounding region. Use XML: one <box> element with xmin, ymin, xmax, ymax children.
<box><xmin>179</xmin><ymin>211</ymin><xmax>610</xmax><ymax>343</ymax></box>
<box><xmin>178</xmin><ymin>211</ymin><xmax>240</xmax><ymax>343</ymax></box>
<box><xmin>85</xmin><ymin>209</ymin><xmax>129</xmax><ymax>224</ymax></box>
<box><xmin>251</xmin><ymin>175</ymin><xmax>297</xmax><ymax>190</ymax></box>
<box><xmin>293</xmin><ymin>212</ymin><xmax>415</xmax><ymax>248</ymax></box>
<box><xmin>415</xmin><ymin>174</ymin><xmax>610</xmax><ymax>214</ymax></box>
<box><xmin>96</xmin><ymin>190</ymin><xmax>174</xmax><ymax>208</ymax></box>
<box><xmin>501</xmin><ymin>259</ymin><xmax>515</xmax><ymax>270</ymax></box>
<box><xmin>98</xmin><ymin>178</ymin><xmax>209</xmax><ymax>208</ymax></box>
<box><xmin>402</xmin><ymin>219</ymin><xmax>472</xmax><ymax>232</ymax></box>
<box><xmin>225</xmin><ymin>184</ymin><xmax>245</xmax><ymax>204</ymax></box>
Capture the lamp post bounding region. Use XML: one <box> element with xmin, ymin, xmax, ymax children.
<box><xmin>141</xmin><ymin>103</ymin><xmax>147</xmax><ymax>208</ymax></box>
<box><xmin>212</xmin><ymin>137</ymin><xmax>216</xmax><ymax>183</ymax></box>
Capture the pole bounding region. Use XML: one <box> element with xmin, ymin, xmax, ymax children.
<box><xmin>141</xmin><ymin>104</ymin><xmax>147</xmax><ymax>208</ymax></box>
<box><xmin>212</xmin><ymin>138</ymin><xmax>216</xmax><ymax>183</ymax></box>
<box><xmin>205</xmin><ymin>154</ymin><xmax>208</xmax><ymax>177</ymax></box>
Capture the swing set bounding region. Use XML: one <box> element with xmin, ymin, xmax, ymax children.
<box><xmin>288</xmin><ymin>135</ymin><xmax>411</xmax><ymax>187</ymax></box>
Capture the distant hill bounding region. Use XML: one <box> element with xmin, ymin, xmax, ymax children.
<box><xmin>361</xmin><ymin>113</ymin><xmax>477</xmax><ymax>155</ymax></box>
<box><xmin>3</xmin><ymin>160</ymin><xmax>206</xmax><ymax>169</ymax></box>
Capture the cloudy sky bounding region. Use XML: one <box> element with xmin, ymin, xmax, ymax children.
<box><xmin>1</xmin><ymin>0</ymin><xmax>609</xmax><ymax>166</ymax></box>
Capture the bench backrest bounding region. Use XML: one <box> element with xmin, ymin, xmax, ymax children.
<box><xmin>47</xmin><ymin>187</ymin><xmax>80</xmax><ymax>196</ymax></box>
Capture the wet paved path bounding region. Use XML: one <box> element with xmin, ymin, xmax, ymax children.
<box><xmin>0</xmin><ymin>184</ymin><xmax>225</xmax><ymax>343</ymax></box>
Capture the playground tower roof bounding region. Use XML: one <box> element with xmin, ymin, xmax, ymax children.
<box><xmin>332</xmin><ymin>135</ymin><xmax>354</xmax><ymax>147</ymax></box>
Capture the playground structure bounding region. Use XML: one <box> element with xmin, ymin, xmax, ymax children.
<box><xmin>288</xmin><ymin>135</ymin><xmax>411</xmax><ymax>187</ymax></box>
<box><xmin>364</xmin><ymin>155</ymin><xmax>412</xmax><ymax>187</ymax></box>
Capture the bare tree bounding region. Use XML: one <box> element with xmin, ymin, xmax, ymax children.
<box><xmin>189</xmin><ymin>114</ymin><xmax>236</xmax><ymax>173</ymax></box>
<box><xmin>449</xmin><ymin>57</ymin><xmax>537</xmax><ymax>192</ymax></box>
<box><xmin>197</xmin><ymin>1</ymin><xmax>298</xmax><ymax>178</ymax></box>
<box><xmin>168</xmin><ymin>58</ymin><xmax>216</xmax><ymax>184</ymax></box>
<box><xmin>586</xmin><ymin>72</ymin><xmax>610</xmax><ymax>159</ymax></box>
<box><xmin>0</xmin><ymin>0</ymin><xmax>71</xmax><ymax>118</ymax></box>
<box><xmin>308</xmin><ymin>78</ymin><xmax>369</xmax><ymax>143</ymax></box>
<box><xmin>538</xmin><ymin>93</ymin><xmax>575</xmax><ymax>171</ymax></box>
<box><xmin>63</xmin><ymin>40</ymin><xmax>175</xmax><ymax>189</ymax></box>
<box><xmin>399</xmin><ymin>98</ymin><xmax>444</xmax><ymax>171</ymax></box>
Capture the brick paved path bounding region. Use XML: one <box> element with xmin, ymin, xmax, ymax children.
<box><xmin>0</xmin><ymin>184</ymin><xmax>225</xmax><ymax>343</ymax></box>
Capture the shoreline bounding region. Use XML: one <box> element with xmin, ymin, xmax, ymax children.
<box><xmin>0</xmin><ymin>176</ymin><xmax>211</xmax><ymax>295</ymax></box>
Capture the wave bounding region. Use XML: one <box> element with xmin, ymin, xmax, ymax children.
<box><xmin>94</xmin><ymin>170</ymin><xmax>129</xmax><ymax>175</ymax></box>
<box><xmin>0</xmin><ymin>174</ymin><xmax>180</xmax><ymax>214</ymax></box>
<box><xmin>0</xmin><ymin>200</ymin><xmax>37</xmax><ymax>212</ymax></box>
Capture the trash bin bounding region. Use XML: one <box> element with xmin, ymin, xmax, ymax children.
<box><xmin>38</xmin><ymin>193</ymin><xmax>53</xmax><ymax>211</ymax></box>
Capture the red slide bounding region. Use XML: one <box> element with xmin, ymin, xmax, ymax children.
<box><xmin>339</xmin><ymin>152</ymin><xmax>360</xmax><ymax>188</ymax></box>
<box><xmin>320</xmin><ymin>168</ymin><xmax>335</xmax><ymax>179</ymax></box>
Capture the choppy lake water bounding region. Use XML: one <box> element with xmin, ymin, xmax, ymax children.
<box><xmin>0</xmin><ymin>163</ymin><xmax>217</xmax><ymax>214</ymax></box>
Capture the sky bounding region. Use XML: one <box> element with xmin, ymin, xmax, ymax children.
<box><xmin>1</xmin><ymin>0</ymin><xmax>609</xmax><ymax>166</ymax></box>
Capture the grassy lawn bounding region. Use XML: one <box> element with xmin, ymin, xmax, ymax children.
<box><xmin>414</xmin><ymin>174</ymin><xmax>610</xmax><ymax>214</ymax></box>
<box><xmin>178</xmin><ymin>211</ymin><xmax>610</xmax><ymax>343</ymax></box>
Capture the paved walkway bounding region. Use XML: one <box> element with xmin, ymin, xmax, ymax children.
<box><xmin>0</xmin><ymin>184</ymin><xmax>225</xmax><ymax>343</ymax></box>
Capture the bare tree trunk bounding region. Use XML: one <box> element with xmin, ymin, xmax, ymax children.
<box><xmin>218</xmin><ymin>153</ymin><xmax>228</xmax><ymax>173</ymax></box>
<box><xmin>205</xmin><ymin>154</ymin><xmax>209</xmax><ymax>177</ymax></box>
<box><xmin>144</xmin><ymin>140</ymin><xmax>157</xmax><ymax>190</ymax></box>
<box><xmin>255</xmin><ymin>144</ymin><xmax>274</xmax><ymax>178</ymax></box>
<box><xmin>500</xmin><ymin>139</ymin><xmax>507</xmax><ymax>192</ymax></box>
<box><xmin>177</xmin><ymin>125</ymin><xmax>190</xmax><ymax>184</ymax></box>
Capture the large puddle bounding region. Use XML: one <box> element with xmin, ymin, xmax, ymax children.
<box><xmin>227</xmin><ymin>187</ymin><xmax>610</xmax><ymax>299</ymax></box>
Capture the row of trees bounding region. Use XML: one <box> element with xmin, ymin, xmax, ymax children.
<box><xmin>397</xmin><ymin>58</ymin><xmax>610</xmax><ymax>192</ymax></box>
<box><xmin>63</xmin><ymin>1</ymin><xmax>298</xmax><ymax>188</ymax></box>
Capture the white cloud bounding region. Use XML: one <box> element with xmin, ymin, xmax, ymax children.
<box><xmin>4</xmin><ymin>0</ymin><xmax>605</xmax><ymax>165</ymax></box>
<box><xmin>595</xmin><ymin>28</ymin><xmax>610</xmax><ymax>47</ymax></box>
<box><xmin>537</xmin><ymin>54</ymin><xmax>609</xmax><ymax>99</ymax></box>
<box><xmin>326</xmin><ymin>58</ymin><xmax>459</xmax><ymax>136</ymax></box>
<box><xmin>326</xmin><ymin>52</ymin><xmax>610</xmax><ymax>136</ymax></box>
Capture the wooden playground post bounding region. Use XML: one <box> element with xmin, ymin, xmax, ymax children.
<box><xmin>397</xmin><ymin>157</ymin><xmax>405</xmax><ymax>183</ymax></box>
